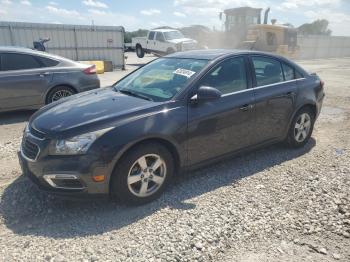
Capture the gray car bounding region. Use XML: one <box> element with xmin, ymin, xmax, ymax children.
<box><xmin>0</xmin><ymin>47</ymin><xmax>100</xmax><ymax>112</ymax></box>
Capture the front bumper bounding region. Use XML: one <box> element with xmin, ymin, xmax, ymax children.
<box><xmin>18</xmin><ymin>148</ymin><xmax>111</xmax><ymax>198</ymax></box>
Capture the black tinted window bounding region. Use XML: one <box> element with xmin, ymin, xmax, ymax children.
<box><xmin>148</xmin><ymin>31</ymin><xmax>155</xmax><ymax>40</ymax></box>
<box><xmin>1</xmin><ymin>53</ymin><xmax>41</xmax><ymax>71</ymax></box>
<box><xmin>295</xmin><ymin>70</ymin><xmax>304</xmax><ymax>79</ymax></box>
<box><xmin>252</xmin><ymin>57</ymin><xmax>283</xmax><ymax>86</ymax></box>
<box><xmin>200</xmin><ymin>57</ymin><xmax>247</xmax><ymax>94</ymax></box>
<box><xmin>156</xmin><ymin>32</ymin><xmax>165</xmax><ymax>42</ymax></box>
<box><xmin>282</xmin><ymin>63</ymin><xmax>294</xmax><ymax>81</ymax></box>
<box><xmin>37</xmin><ymin>56</ymin><xmax>59</xmax><ymax>67</ymax></box>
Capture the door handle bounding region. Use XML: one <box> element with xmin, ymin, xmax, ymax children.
<box><xmin>39</xmin><ymin>72</ymin><xmax>50</xmax><ymax>77</ymax></box>
<box><xmin>239</xmin><ymin>104</ymin><xmax>253</xmax><ymax>111</ymax></box>
<box><xmin>285</xmin><ymin>91</ymin><xmax>295</xmax><ymax>96</ymax></box>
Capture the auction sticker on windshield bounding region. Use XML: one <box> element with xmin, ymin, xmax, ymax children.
<box><xmin>173</xmin><ymin>68</ymin><xmax>196</xmax><ymax>78</ymax></box>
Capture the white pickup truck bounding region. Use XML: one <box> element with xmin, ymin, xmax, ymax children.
<box><xmin>132</xmin><ymin>29</ymin><xmax>198</xmax><ymax>58</ymax></box>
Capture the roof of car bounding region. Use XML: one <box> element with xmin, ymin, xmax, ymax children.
<box><xmin>150</xmin><ymin>29</ymin><xmax>179</xmax><ymax>33</ymax></box>
<box><xmin>167</xmin><ymin>49</ymin><xmax>282</xmax><ymax>60</ymax></box>
<box><xmin>0</xmin><ymin>46</ymin><xmax>35</xmax><ymax>52</ymax></box>
<box><xmin>0</xmin><ymin>46</ymin><xmax>74</xmax><ymax>63</ymax></box>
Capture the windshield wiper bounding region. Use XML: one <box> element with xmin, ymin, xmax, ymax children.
<box><xmin>118</xmin><ymin>89</ymin><xmax>153</xmax><ymax>101</ymax></box>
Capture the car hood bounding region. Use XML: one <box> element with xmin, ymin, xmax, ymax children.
<box><xmin>30</xmin><ymin>88</ymin><xmax>161</xmax><ymax>137</ymax></box>
<box><xmin>167</xmin><ymin>38</ymin><xmax>197</xmax><ymax>44</ymax></box>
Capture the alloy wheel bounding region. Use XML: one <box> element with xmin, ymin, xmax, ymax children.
<box><xmin>127</xmin><ymin>154</ymin><xmax>167</xmax><ymax>197</ymax></box>
<box><xmin>51</xmin><ymin>89</ymin><xmax>73</xmax><ymax>102</ymax></box>
<box><xmin>294</xmin><ymin>113</ymin><xmax>311</xmax><ymax>142</ymax></box>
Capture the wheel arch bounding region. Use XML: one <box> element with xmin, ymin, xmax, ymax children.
<box><xmin>285</xmin><ymin>102</ymin><xmax>317</xmax><ymax>139</ymax></box>
<box><xmin>166</xmin><ymin>47</ymin><xmax>176</xmax><ymax>54</ymax></box>
<box><xmin>108</xmin><ymin>136</ymin><xmax>182</xmax><ymax>192</ymax></box>
<box><xmin>295</xmin><ymin>103</ymin><xmax>317</xmax><ymax>119</ymax></box>
<box><xmin>44</xmin><ymin>84</ymin><xmax>78</xmax><ymax>104</ymax></box>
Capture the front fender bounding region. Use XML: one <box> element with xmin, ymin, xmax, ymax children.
<box><xmin>96</xmin><ymin>103</ymin><xmax>188</xmax><ymax>184</ymax></box>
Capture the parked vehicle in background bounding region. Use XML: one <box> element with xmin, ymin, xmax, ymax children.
<box><xmin>132</xmin><ymin>29</ymin><xmax>198</xmax><ymax>58</ymax></box>
<box><xmin>18</xmin><ymin>50</ymin><xmax>324</xmax><ymax>205</ymax></box>
<box><xmin>0</xmin><ymin>47</ymin><xmax>100</xmax><ymax>113</ymax></box>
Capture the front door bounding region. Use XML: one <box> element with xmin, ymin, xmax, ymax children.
<box><xmin>155</xmin><ymin>32</ymin><xmax>167</xmax><ymax>54</ymax></box>
<box><xmin>187</xmin><ymin>56</ymin><xmax>255</xmax><ymax>166</ymax></box>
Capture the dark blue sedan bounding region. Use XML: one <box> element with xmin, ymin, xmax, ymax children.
<box><xmin>19</xmin><ymin>49</ymin><xmax>325</xmax><ymax>205</ymax></box>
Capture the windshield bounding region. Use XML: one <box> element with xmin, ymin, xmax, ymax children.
<box><xmin>164</xmin><ymin>31</ymin><xmax>185</xmax><ymax>40</ymax></box>
<box><xmin>114</xmin><ymin>58</ymin><xmax>208</xmax><ymax>102</ymax></box>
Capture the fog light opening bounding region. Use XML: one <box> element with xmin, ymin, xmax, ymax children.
<box><xmin>92</xmin><ymin>175</ymin><xmax>105</xmax><ymax>182</ymax></box>
<box><xmin>43</xmin><ymin>174</ymin><xmax>84</xmax><ymax>190</ymax></box>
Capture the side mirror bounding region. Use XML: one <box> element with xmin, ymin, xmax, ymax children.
<box><xmin>191</xmin><ymin>86</ymin><xmax>222</xmax><ymax>102</ymax></box>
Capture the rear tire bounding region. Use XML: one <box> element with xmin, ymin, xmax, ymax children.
<box><xmin>285</xmin><ymin>107</ymin><xmax>315</xmax><ymax>148</ymax></box>
<box><xmin>136</xmin><ymin>45</ymin><xmax>145</xmax><ymax>58</ymax></box>
<box><xmin>46</xmin><ymin>85</ymin><xmax>76</xmax><ymax>104</ymax></box>
<box><xmin>111</xmin><ymin>142</ymin><xmax>174</xmax><ymax>205</ymax></box>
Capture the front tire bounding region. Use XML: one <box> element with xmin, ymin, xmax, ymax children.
<box><xmin>111</xmin><ymin>143</ymin><xmax>174</xmax><ymax>205</ymax></box>
<box><xmin>286</xmin><ymin>107</ymin><xmax>315</xmax><ymax>148</ymax></box>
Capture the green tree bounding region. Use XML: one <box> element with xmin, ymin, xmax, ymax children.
<box><xmin>298</xmin><ymin>19</ymin><xmax>332</xmax><ymax>36</ymax></box>
<box><xmin>124</xmin><ymin>29</ymin><xmax>149</xmax><ymax>43</ymax></box>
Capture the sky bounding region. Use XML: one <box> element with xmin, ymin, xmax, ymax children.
<box><xmin>0</xmin><ymin>0</ymin><xmax>350</xmax><ymax>36</ymax></box>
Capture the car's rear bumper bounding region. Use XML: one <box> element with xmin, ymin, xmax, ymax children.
<box><xmin>79</xmin><ymin>78</ymin><xmax>101</xmax><ymax>92</ymax></box>
<box><xmin>316</xmin><ymin>92</ymin><xmax>325</xmax><ymax>119</ymax></box>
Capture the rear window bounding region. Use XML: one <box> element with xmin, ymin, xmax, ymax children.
<box><xmin>282</xmin><ymin>63</ymin><xmax>294</xmax><ymax>81</ymax></box>
<box><xmin>295</xmin><ymin>70</ymin><xmax>304</xmax><ymax>79</ymax></box>
<box><xmin>37</xmin><ymin>56</ymin><xmax>59</xmax><ymax>67</ymax></box>
<box><xmin>1</xmin><ymin>53</ymin><xmax>41</xmax><ymax>71</ymax></box>
<box><xmin>252</xmin><ymin>56</ymin><xmax>284</xmax><ymax>87</ymax></box>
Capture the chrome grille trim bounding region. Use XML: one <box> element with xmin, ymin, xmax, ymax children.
<box><xmin>21</xmin><ymin>137</ymin><xmax>40</xmax><ymax>162</ymax></box>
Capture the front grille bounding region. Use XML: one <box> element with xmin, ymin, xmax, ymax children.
<box><xmin>30</xmin><ymin>126</ymin><xmax>46</xmax><ymax>139</ymax></box>
<box><xmin>22</xmin><ymin>138</ymin><xmax>40</xmax><ymax>160</ymax></box>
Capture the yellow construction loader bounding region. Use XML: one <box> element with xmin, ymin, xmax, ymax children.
<box><xmin>220</xmin><ymin>7</ymin><xmax>299</xmax><ymax>58</ymax></box>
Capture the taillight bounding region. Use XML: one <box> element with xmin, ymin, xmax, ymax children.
<box><xmin>320</xmin><ymin>79</ymin><xmax>325</xmax><ymax>88</ymax></box>
<box><xmin>83</xmin><ymin>65</ymin><xmax>96</xmax><ymax>75</ymax></box>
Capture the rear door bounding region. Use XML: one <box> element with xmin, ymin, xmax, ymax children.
<box><xmin>146</xmin><ymin>31</ymin><xmax>156</xmax><ymax>51</ymax></box>
<box><xmin>249</xmin><ymin>55</ymin><xmax>298</xmax><ymax>143</ymax></box>
<box><xmin>0</xmin><ymin>52</ymin><xmax>53</xmax><ymax>110</ymax></box>
<box><xmin>187</xmin><ymin>56</ymin><xmax>255</xmax><ymax>166</ymax></box>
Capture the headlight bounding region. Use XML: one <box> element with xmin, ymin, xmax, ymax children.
<box><xmin>49</xmin><ymin>128</ymin><xmax>112</xmax><ymax>155</ymax></box>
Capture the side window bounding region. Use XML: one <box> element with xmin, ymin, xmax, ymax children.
<box><xmin>282</xmin><ymin>63</ymin><xmax>294</xmax><ymax>81</ymax></box>
<box><xmin>252</xmin><ymin>57</ymin><xmax>283</xmax><ymax>87</ymax></box>
<box><xmin>148</xmin><ymin>31</ymin><xmax>155</xmax><ymax>40</ymax></box>
<box><xmin>156</xmin><ymin>32</ymin><xmax>165</xmax><ymax>42</ymax></box>
<box><xmin>295</xmin><ymin>70</ymin><xmax>304</xmax><ymax>79</ymax></box>
<box><xmin>37</xmin><ymin>56</ymin><xmax>59</xmax><ymax>67</ymax></box>
<box><xmin>199</xmin><ymin>57</ymin><xmax>247</xmax><ymax>95</ymax></box>
<box><xmin>1</xmin><ymin>53</ymin><xmax>41</xmax><ymax>71</ymax></box>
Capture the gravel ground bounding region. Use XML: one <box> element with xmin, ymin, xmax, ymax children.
<box><xmin>0</xmin><ymin>56</ymin><xmax>349</xmax><ymax>262</ymax></box>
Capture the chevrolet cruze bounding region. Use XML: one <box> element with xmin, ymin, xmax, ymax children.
<box><xmin>18</xmin><ymin>50</ymin><xmax>325</xmax><ymax>205</ymax></box>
